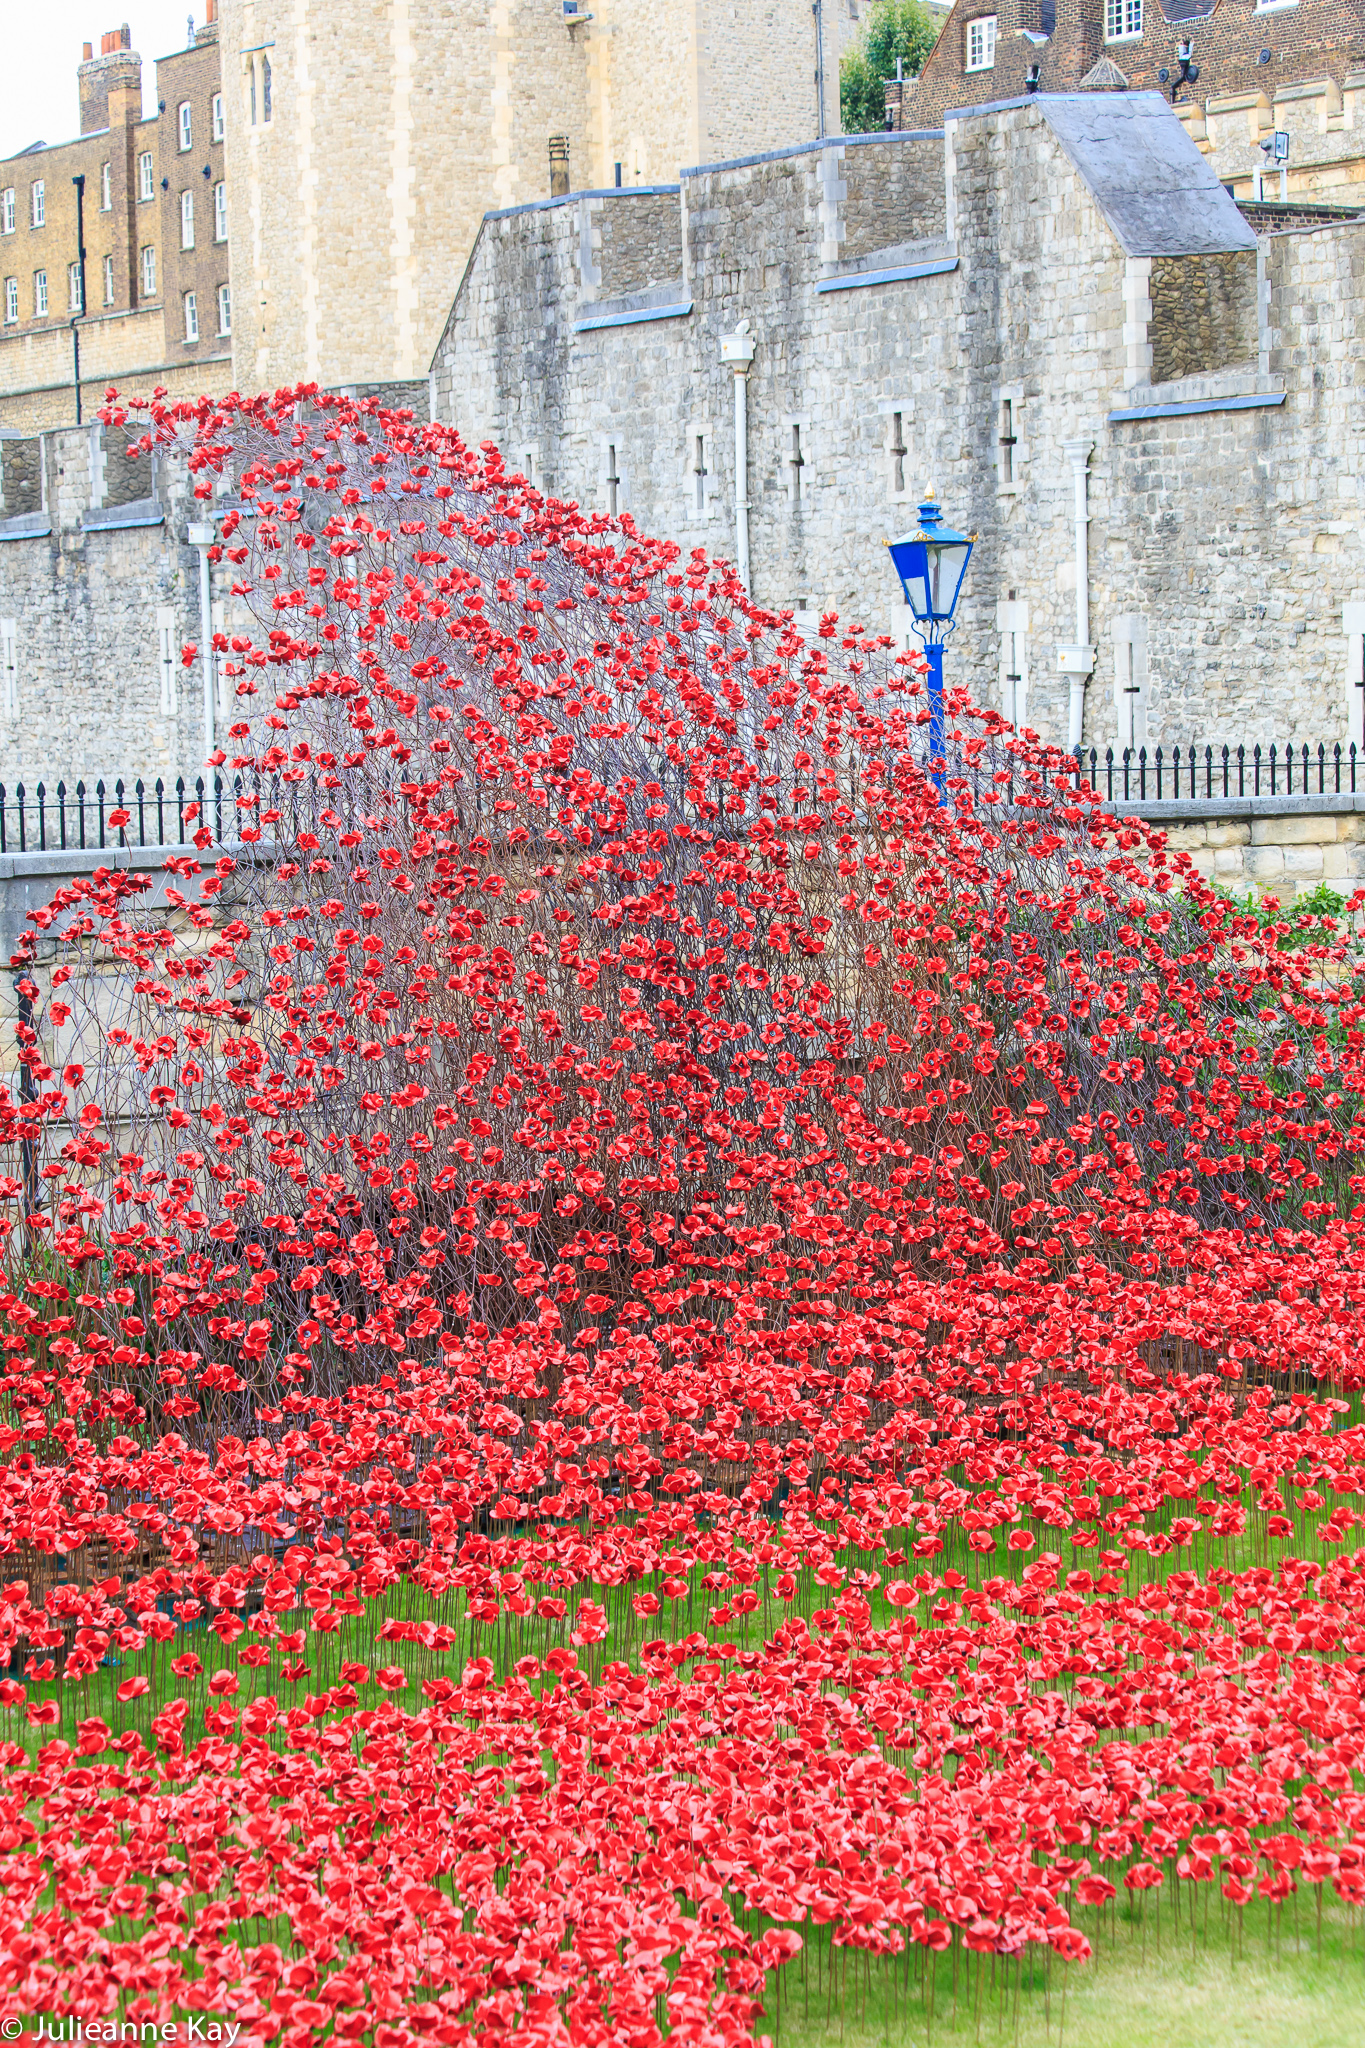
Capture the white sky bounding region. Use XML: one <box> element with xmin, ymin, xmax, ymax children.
<box><xmin>1</xmin><ymin>5</ymin><xmax>205</xmax><ymax>161</ymax></box>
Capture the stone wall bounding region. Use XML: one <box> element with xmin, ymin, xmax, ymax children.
<box><xmin>432</xmin><ymin>101</ymin><xmax>1365</xmax><ymax>757</ymax></box>
<box><xmin>1147</xmin><ymin>251</ymin><xmax>1258</xmax><ymax>384</ymax></box>
<box><xmin>1130</xmin><ymin>798</ymin><xmax>1365</xmax><ymax>903</ymax></box>
<box><xmin>594</xmin><ymin>193</ymin><xmax>683</xmax><ymax>300</ymax></box>
<box><xmin>218</xmin><ymin>0</ymin><xmax>822</xmax><ymax>395</ymax></box>
<box><xmin>0</xmin><ymin>424</ymin><xmax>261</xmax><ymax>785</ymax></box>
<box><xmin>840</xmin><ymin>132</ymin><xmax>947</xmax><ymax>259</ymax></box>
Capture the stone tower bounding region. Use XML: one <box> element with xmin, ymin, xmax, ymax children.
<box><xmin>219</xmin><ymin>0</ymin><xmax>841</xmax><ymax>396</ymax></box>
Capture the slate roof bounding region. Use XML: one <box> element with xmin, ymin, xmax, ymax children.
<box><xmin>1031</xmin><ymin>92</ymin><xmax>1256</xmax><ymax>256</ymax></box>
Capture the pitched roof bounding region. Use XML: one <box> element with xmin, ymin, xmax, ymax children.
<box><xmin>1030</xmin><ymin>92</ymin><xmax>1256</xmax><ymax>256</ymax></box>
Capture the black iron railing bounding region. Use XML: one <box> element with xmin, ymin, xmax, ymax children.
<box><xmin>1</xmin><ymin>747</ymin><xmax>1359</xmax><ymax>857</ymax></box>
<box><xmin>1068</xmin><ymin>742</ymin><xmax>1362</xmax><ymax>804</ymax></box>
<box><xmin>0</xmin><ymin>775</ymin><xmax>236</xmax><ymax>855</ymax></box>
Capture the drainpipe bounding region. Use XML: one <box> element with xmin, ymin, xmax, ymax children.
<box><xmin>721</xmin><ymin>321</ymin><xmax>756</xmax><ymax>595</ymax></box>
<box><xmin>814</xmin><ymin>0</ymin><xmax>826</xmax><ymax>139</ymax></box>
<box><xmin>1057</xmin><ymin>438</ymin><xmax>1096</xmax><ymax>752</ymax></box>
<box><xmin>188</xmin><ymin>519</ymin><xmax>216</xmax><ymax>761</ymax></box>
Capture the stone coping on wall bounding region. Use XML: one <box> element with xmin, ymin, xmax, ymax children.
<box><xmin>0</xmin><ymin>839</ymin><xmax>275</xmax><ymax>962</ymax></box>
<box><xmin>678</xmin><ymin>130</ymin><xmax>943</xmax><ymax>181</ymax></box>
<box><xmin>478</xmin><ymin>185</ymin><xmax>682</xmax><ymax>226</ymax></box>
<box><xmin>80</xmin><ymin>499</ymin><xmax>163</xmax><ymax>533</ymax></box>
<box><xmin>1105</xmin><ymin>795</ymin><xmax>1365</xmax><ymax>823</ymax></box>
<box><xmin>1108</xmin><ymin>392</ymin><xmax>1287</xmax><ymax>424</ymax></box>
<box><xmin>0</xmin><ymin>517</ymin><xmax>51</xmax><ymax>543</ymax></box>
<box><xmin>817</xmin><ymin>239</ymin><xmax>959</xmax><ymax>293</ymax></box>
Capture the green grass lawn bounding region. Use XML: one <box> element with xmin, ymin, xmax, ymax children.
<box><xmin>770</xmin><ymin>1897</ymin><xmax>1365</xmax><ymax>2048</ymax></box>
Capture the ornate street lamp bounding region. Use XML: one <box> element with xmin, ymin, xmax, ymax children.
<box><xmin>887</xmin><ymin>492</ymin><xmax>975</xmax><ymax>773</ymax></box>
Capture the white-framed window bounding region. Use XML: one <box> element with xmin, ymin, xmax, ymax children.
<box><xmin>138</xmin><ymin>152</ymin><xmax>155</xmax><ymax>201</ymax></box>
<box><xmin>997</xmin><ymin>598</ymin><xmax>1029</xmax><ymax>732</ymax></box>
<box><xmin>965</xmin><ymin>16</ymin><xmax>997</xmax><ymax>71</ymax></box>
<box><xmin>100</xmin><ymin>161</ymin><xmax>112</xmax><ymax>211</ymax></box>
<box><xmin>178</xmin><ymin>102</ymin><xmax>193</xmax><ymax>151</ymax></box>
<box><xmin>180</xmin><ymin>190</ymin><xmax>194</xmax><ymax>250</ymax></box>
<box><xmin>183</xmin><ymin>290</ymin><xmax>198</xmax><ymax>343</ymax></box>
<box><xmin>211</xmin><ymin>92</ymin><xmax>224</xmax><ymax>141</ymax></box>
<box><xmin>67</xmin><ymin>262</ymin><xmax>82</xmax><ymax>312</ymax></box>
<box><xmin>1253</xmin><ymin>0</ymin><xmax>1297</xmax><ymax>11</ymax></box>
<box><xmin>157</xmin><ymin>607</ymin><xmax>178</xmax><ymax>719</ymax></box>
<box><xmin>1104</xmin><ymin>0</ymin><xmax>1142</xmax><ymax>38</ymax></box>
<box><xmin>103</xmin><ymin>253</ymin><xmax>114</xmax><ymax>305</ymax></box>
<box><xmin>0</xmin><ymin>621</ymin><xmax>17</xmax><ymax>722</ymax></box>
<box><xmin>1112</xmin><ymin>614</ymin><xmax>1149</xmax><ymax>750</ymax></box>
<box><xmin>141</xmin><ymin>245</ymin><xmax>156</xmax><ymax>297</ymax></box>
<box><xmin>2</xmin><ymin>278</ymin><xmax>16</xmax><ymax>324</ymax></box>
<box><xmin>0</xmin><ymin>190</ymin><xmax>13</xmax><ymax>236</ymax></box>
<box><xmin>213</xmin><ymin>182</ymin><xmax>227</xmax><ymax>242</ymax></box>
<box><xmin>217</xmin><ymin>282</ymin><xmax>231</xmax><ymax>335</ymax></box>
<box><xmin>30</xmin><ymin>181</ymin><xmax>44</xmax><ymax>229</ymax></box>
<box><xmin>33</xmin><ymin>270</ymin><xmax>47</xmax><ymax>317</ymax></box>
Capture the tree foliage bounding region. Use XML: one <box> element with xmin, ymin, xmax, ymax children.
<box><xmin>840</xmin><ymin>0</ymin><xmax>943</xmax><ymax>134</ymax></box>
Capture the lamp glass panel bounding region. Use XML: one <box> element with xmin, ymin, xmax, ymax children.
<box><xmin>927</xmin><ymin>541</ymin><xmax>971</xmax><ymax>619</ymax></box>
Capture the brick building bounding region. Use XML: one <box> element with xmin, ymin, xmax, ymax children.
<box><xmin>904</xmin><ymin>0</ymin><xmax>1365</xmax><ymax>202</ymax></box>
<box><xmin>0</xmin><ymin>12</ymin><xmax>231</xmax><ymax>431</ymax></box>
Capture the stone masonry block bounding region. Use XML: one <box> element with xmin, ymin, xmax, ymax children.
<box><xmin>1204</xmin><ymin>823</ymin><xmax>1251</xmax><ymax>848</ymax></box>
<box><xmin>1336</xmin><ymin>817</ymin><xmax>1365</xmax><ymax>842</ymax></box>
<box><xmin>1245</xmin><ymin>845</ymin><xmax>1285</xmax><ymax>880</ymax></box>
<box><xmin>1283</xmin><ymin>844</ymin><xmax>1325</xmax><ymax>879</ymax></box>
<box><xmin>1213</xmin><ymin>846</ymin><xmax>1247</xmax><ymax>877</ymax></box>
<box><xmin>1161</xmin><ymin>823</ymin><xmax>1208</xmax><ymax>850</ymax></box>
<box><xmin>1250</xmin><ymin>816</ymin><xmax>1340</xmax><ymax>845</ymax></box>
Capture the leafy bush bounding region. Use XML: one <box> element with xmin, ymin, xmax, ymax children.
<box><xmin>840</xmin><ymin>0</ymin><xmax>943</xmax><ymax>133</ymax></box>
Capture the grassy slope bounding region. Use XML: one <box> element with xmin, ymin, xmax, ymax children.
<box><xmin>772</xmin><ymin>1900</ymin><xmax>1365</xmax><ymax>2048</ymax></box>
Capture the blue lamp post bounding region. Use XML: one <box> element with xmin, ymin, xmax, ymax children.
<box><xmin>887</xmin><ymin>493</ymin><xmax>975</xmax><ymax>772</ymax></box>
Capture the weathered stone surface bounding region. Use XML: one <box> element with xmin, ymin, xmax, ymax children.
<box><xmin>431</xmin><ymin>100</ymin><xmax>1365</xmax><ymax>758</ymax></box>
<box><xmin>1251</xmin><ymin>816</ymin><xmax>1342</xmax><ymax>844</ymax></box>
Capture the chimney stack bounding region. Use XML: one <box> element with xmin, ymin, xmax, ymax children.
<box><xmin>884</xmin><ymin>54</ymin><xmax>911</xmax><ymax>134</ymax></box>
<box><xmin>79</xmin><ymin>27</ymin><xmax>140</xmax><ymax>136</ymax></box>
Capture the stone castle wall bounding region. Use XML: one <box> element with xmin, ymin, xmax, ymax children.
<box><xmin>0</xmin><ymin>425</ymin><xmax>259</xmax><ymax>788</ymax></box>
<box><xmin>1147</xmin><ymin>252</ymin><xmax>1259</xmax><ymax>386</ymax></box>
<box><xmin>432</xmin><ymin>102</ymin><xmax>1365</xmax><ymax>758</ymax></box>
<box><xmin>219</xmin><ymin>0</ymin><xmax>824</xmax><ymax>396</ymax></box>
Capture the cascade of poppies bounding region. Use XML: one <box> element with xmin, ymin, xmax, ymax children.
<box><xmin>0</xmin><ymin>386</ymin><xmax>1362</xmax><ymax>2045</ymax></box>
